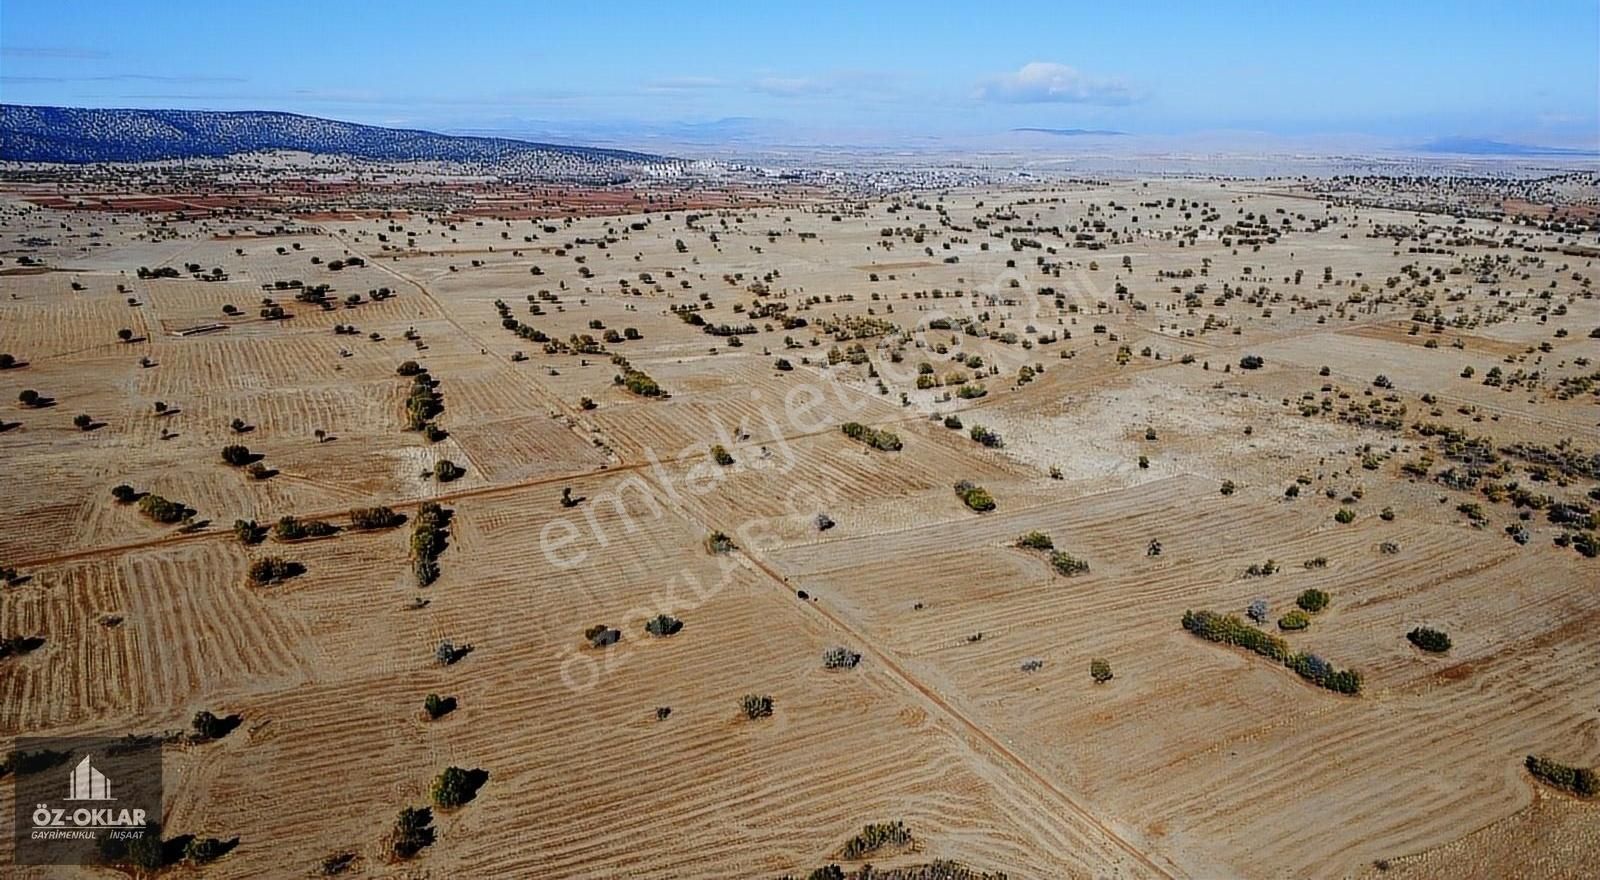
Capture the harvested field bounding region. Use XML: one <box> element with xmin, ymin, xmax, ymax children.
<box><xmin>1</xmin><ymin>171</ymin><xmax>1597</xmax><ymax>879</ymax></box>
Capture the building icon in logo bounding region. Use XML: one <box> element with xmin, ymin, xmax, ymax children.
<box><xmin>67</xmin><ymin>755</ymin><xmax>113</xmax><ymax>801</ymax></box>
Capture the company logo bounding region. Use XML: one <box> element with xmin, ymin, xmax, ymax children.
<box><xmin>10</xmin><ymin>735</ymin><xmax>163</xmax><ymax>865</ymax></box>
<box><xmin>67</xmin><ymin>755</ymin><xmax>115</xmax><ymax>801</ymax></box>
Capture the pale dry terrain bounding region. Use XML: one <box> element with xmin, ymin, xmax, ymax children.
<box><xmin>0</xmin><ymin>172</ymin><xmax>1596</xmax><ymax>878</ymax></box>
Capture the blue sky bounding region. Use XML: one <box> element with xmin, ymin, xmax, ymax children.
<box><xmin>3</xmin><ymin>0</ymin><xmax>1597</xmax><ymax>146</ymax></box>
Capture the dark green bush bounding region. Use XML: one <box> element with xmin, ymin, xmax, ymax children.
<box><xmin>1406</xmin><ymin>627</ymin><xmax>1451</xmax><ymax>652</ymax></box>
<box><xmin>954</xmin><ymin>481</ymin><xmax>995</xmax><ymax>512</ymax></box>
<box><xmin>1296</xmin><ymin>588</ymin><xmax>1330</xmax><ymax>613</ymax></box>
<box><xmin>1525</xmin><ymin>755</ymin><xmax>1597</xmax><ymax>797</ymax></box>
<box><xmin>1015</xmin><ymin>531</ymin><xmax>1053</xmax><ymax>551</ymax></box>
<box><xmin>350</xmin><ymin>506</ymin><xmax>404</xmax><ymax>530</ymax></box>
<box><xmin>839</xmin><ymin>820</ymin><xmax>911</xmax><ymax>859</ymax></box>
<box><xmin>644</xmin><ymin>614</ymin><xmax>683</xmax><ymax>637</ymax></box>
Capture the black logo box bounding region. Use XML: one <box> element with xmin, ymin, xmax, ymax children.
<box><xmin>8</xmin><ymin>735</ymin><xmax>164</xmax><ymax>866</ymax></box>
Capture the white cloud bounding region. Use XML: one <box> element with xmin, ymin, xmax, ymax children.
<box><xmin>977</xmin><ymin>62</ymin><xmax>1137</xmax><ymax>105</ymax></box>
<box><xmin>645</xmin><ymin>76</ymin><xmax>726</xmax><ymax>92</ymax></box>
<box><xmin>752</xmin><ymin>76</ymin><xmax>831</xmax><ymax>97</ymax></box>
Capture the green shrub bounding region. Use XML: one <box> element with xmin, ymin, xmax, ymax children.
<box><xmin>1334</xmin><ymin>507</ymin><xmax>1356</xmax><ymax>524</ymax></box>
<box><xmin>111</xmin><ymin>484</ymin><xmax>137</xmax><ymax>504</ymax></box>
<box><xmin>1090</xmin><ymin>658</ymin><xmax>1113</xmax><ymax>683</ymax></box>
<box><xmin>954</xmin><ymin>481</ymin><xmax>995</xmax><ymax>512</ymax></box>
<box><xmin>1049</xmin><ymin>551</ymin><xmax>1089</xmax><ymax>576</ymax></box>
<box><xmin>430</xmin><ymin>766</ymin><xmax>484</xmax><ymax>808</ymax></box>
<box><xmin>137</xmin><ymin>494</ymin><xmax>187</xmax><ymax>524</ymax></box>
<box><xmin>1296</xmin><ymin>588</ymin><xmax>1330</xmax><ymax>613</ymax></box>
<box><xmin>644</xmin><ymin>614</ymin><xmax>683</xmax><ymax>637</ymax></box>
<box><xmin>740</xmin><ymin>694</ymin><xmax>773</xmax><ymax>720</ymax></box>
<box><xmin>1277</xmin><ymin>610</ymin><xmax>1311</xmax><ymax>631</ymax></box>
<box><xmin>423</xmin><ymin>694</ymin><xmax>455</xmax><ymax>720</ymax></box>
<box><xmin>232</xmin><ymin>519</ymin><xmax>265</xmax><ymax>545</ymax></box>
<box><xmin>247</xmin><ymin>557</ymin><xmax>301</xmax><ymax>585</ymax></box>
<box><xmin>220</xmin><ymin>444</ymin><xmax>253</xmax><ymax>466</ymax></box>
<box><xmin>1407</xmin><ymin>627</ymin><xmax>1451</xmax><ymax>653</ymax></box>
<box><xmin>1525</xmin><ymin>755</ymin><xmax>1597</xmax><ymax>798</ymax></box>
<box><xmin>1016</xmin><ymin>531</ymin><xmax>1053</xmax><ymax>551</ymax></box>
<box><xmin>705</xmin><ymin>530</ymin><xmax>735</xmax><ymax>554</ymax></box>
<box><xmin>273</xmin><ymin>515</ymin><xmax>337</xmax><ymax>541</ymax></box>
<box><xmin>434</xmin><ymin>459</ymin><xmax>464</xmax><ymax>482</ymax></box>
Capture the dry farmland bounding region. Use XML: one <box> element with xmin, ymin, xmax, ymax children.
<box><xmin>0</xmin><ymin>170</ymin><xmax>1597</xmax><ymax>879</ymax></box>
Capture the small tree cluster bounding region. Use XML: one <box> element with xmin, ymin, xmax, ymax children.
<box><xmin>247</xmin><ymin>557</ymin><xmax>301</xmax><ymax>585</ymax></box>
<box><xmin>233</xmin><ymin>519</ymin><xmax>266</xmax><ymax>545</ymax></box>
<box><xmin>403</xmin><ymin>369</ymin><xmax>444</xmax><ymax>435</ymax></box>
<box><xmin>220</xmin><ymin>444</ymin><xmax>253</xmax><ymax>466</ymax></box>
<box><xmin>410</xmin><ymin>502</ymin><xmax>450</xmax><ymax>586</ymax></box>
<box><xmin>1182</xmin><ymin>610</ymin><xmax>1361</xmax><ymax>695</ymax></box>
<box><xmin>137</xmin><ymin>494</ymin><xmax>188</xmax><ymax>524</ymax></box>
<box><xmin>968</xmin><ymin>424</ymin><xmax>1004</xmax><ymax>448</ymax></box>
<box><xmin>1243</xmin><ymin>559</ymin><xmax>1278</xmax><ymax>578</ymax></box>
<box><xmin>840</xmin><ymin>422</ymin><xmax>903</xmax><ymax>451</ymax></box>
<box><xmin>615</xmin><ymin>363</ymin><xmax>665</xmax><ymax>397</ymax></box>
<box><xmin>350</xmin><ymin>506</ymin><xmax>404</xmax><ymax>530</ymax></box>
<box><xmin>839</xmin><ymin>820</ymin><xmax>912</xmax><ymax>859</ymax></box>
<box><xmin>273</xmin><ymin>515</ymin><xmax>337</xmax><ymax>541</ymax></box>
<box><xmin>823</xmin><ymin>646</ymin><xmax>861</xmax><ymax>669</ymax></box>
<box><xmin>385</xmin><ymin>807</ymin><xmax>435</xmax><ymax>859</ymax></box>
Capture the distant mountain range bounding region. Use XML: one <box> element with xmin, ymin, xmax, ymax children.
<box><xmin>0</xmin><ymin>105</ymin><xmax>687</xmax><ymax>181</ymax></box>
<box><xmin>1011</xmin><ymin>128</ymin><xmax>1127</xmax><ymax>137</ymax></box>
<box><xmin>1413</xmin><ymin>137</ymin><xmax>1600</xmax><ymax>157</ymax></box>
